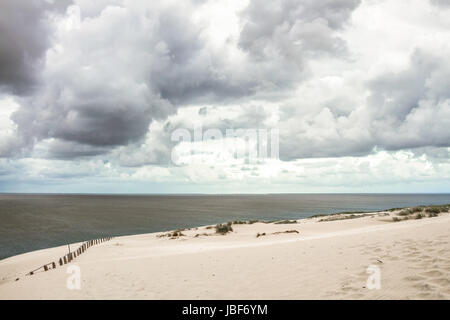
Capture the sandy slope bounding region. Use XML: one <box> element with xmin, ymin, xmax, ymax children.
<box><xmin>1</xmin><ymin>211</ymin><xmax>450</xmax><ymax>299</ymax></box>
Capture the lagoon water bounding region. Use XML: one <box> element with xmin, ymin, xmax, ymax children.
<box><xmin>1</xmin><ymin>193</ymin><xmax>450</xmax><ymax>259</ymax></box>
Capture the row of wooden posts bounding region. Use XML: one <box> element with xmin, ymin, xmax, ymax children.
<box><xmin>27</xmin><ymin>237</ymin><xmax>114</xmax><ymax>276</ymax></box>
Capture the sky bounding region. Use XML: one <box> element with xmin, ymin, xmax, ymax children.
<box><xmin>0</xmin><ymin>0</ymin><xmax>449</xmax><ymax>194</ymax></box>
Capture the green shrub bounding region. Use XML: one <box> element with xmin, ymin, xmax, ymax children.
<box><xmin>425</xmin><ymin>207</ymin><xmax>441</xmax><ymax>214</ymax></box>
<box><xmin>398</xmin><ymin>209</ymin><xmax>413</xmax><ymax>216</ymax></box>
<box><xmin>215</xmin><ymin>223</ymin><xmax>233</xmax><ymax>234</ymax></box>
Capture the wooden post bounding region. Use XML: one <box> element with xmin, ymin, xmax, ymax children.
<box><xmin>63</xmin><ymin>256</ymin><xmax>67</xmax><ymax>264</ymax></box>
<box><xmin>52</xmin><ymin>262</ymin><xmax>56</xmax><ymax>269</ymax></box>
<box><xmin>44</xmin><ymin>265</ymin><xmax>48</xmax><ymax>271</ymax></box>
<box><xmin>59</xmin><ymin>258</ymin><xmax>63</xmax><ymax>266</ymax></box>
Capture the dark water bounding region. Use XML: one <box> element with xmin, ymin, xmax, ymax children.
<box><xmin>1</xmin><ymin>193</ymin><xmax>450</xmax><ymax>260</ymax></box>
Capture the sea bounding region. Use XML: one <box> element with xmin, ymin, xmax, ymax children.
<box><xmin>1</xmin><ymin>193</ymin><xmax>450</xmax><ymax>260</ymax></box>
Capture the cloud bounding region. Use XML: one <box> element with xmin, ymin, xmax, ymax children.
<box><xmin>368</xmin><ymin>49</ymin><xmax>450</xmax><ymax>150</ymax></box>
<box><xmin>279</xmin><ymin>49</ymin><xmax>450</xmax><ymax>160</ymax></box>
<box><xmin>430</xmin><ymin>0</ymin><xmax>450</xmax><ymax>8</ymax></box>
<box><xmin>7</xmin><ymin>1</ymin><xmax>256</xmax><ymax>157</ymax></box>
<box><xmin>239</xmin><ymin>0</ymin><xmax>360</xmax><ymax>61</ymax></box>
<box><xmin>1</xmin><ymin>0</ymin><xmax>449</xmax><ymax>195</ymax></box>
<box><xmin>0</xmin><ymin>0</ymin><xmax>72</xmax><ymax>95</ymax></box>
<box><xmin>3</xmin><ymin>0</ymin><xmax>363</xmax><ymax>160</ymax></box>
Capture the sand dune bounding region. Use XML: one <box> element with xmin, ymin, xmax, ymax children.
<box><xmin>1</xmin><ymin>209</ymin><xmax>450</xmax><ymax>299</ymax></box>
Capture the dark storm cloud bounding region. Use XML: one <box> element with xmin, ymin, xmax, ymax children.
<box><xmin>0</xmin><ymin>0</ymin><xmax>72</xmax><ymax>95</ymax></box>
<box><xmin>149</xmin><ymin>10</ymin><xmax>257</xmax><ymax>105</ymax></box>
<box><xmin>34</xmin><ymin>140</ymin><xmax>111</xmax><ymax>160</ymax></box>
<box><xmin>3</xmin><ymin>0</ymin><xmax>364</xmax><ymax>160</ymax></box>
<box><xmin>7</xmin><ymin>1</ymin><xmax>261</xmax><ymax>158</ymax></box>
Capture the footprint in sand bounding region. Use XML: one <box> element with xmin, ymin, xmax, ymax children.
<box><xmin>416</xmin><ymin>292</ymin><xmax>445</xmax><ymax>299</ymax></box>
<box><xmin>412</xmin><ymin>282</ymin><xmax>436</xmax><ymax>292</ymax></box>
<box><xmin>421</xmin><ymin>270</ymin><xmax>443</xmax><ymax>278</ymax></box>
<box><xmin>403</xmin><ymin>275</ymin><xmax>425</xmax><ymax>282</ymax></box>
<box><xmin>405</xmin><ymin>252</ymin><xmax>419</xmax><ymax>258</ymax></box>
<box><xmin>340</xmin><ymin>285</ymin><xmax>359</xmax><ymax>293</ymax></box>
<box><xmin>387</xmin><ymin>256</ymin><xmax>399</xmax><ymax>261</ymax></box>
<box><xmin>430</xmin><ymin>278</ymin><xmax>450</xmax><ymax>287</ymax></box>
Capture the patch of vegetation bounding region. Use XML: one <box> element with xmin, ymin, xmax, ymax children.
<box><xmin>215</xmin><ymin>222</ymin><xmax>233</xmax><ymax>234</ymax></box>
<box><xmin>319</xmin><ymin>214</ymin><xmax>369</xmax><ymax>222</ymax></box>
<box><xmin>424</xmin><ymin>206</ymin><xmax>448</xmax><ymax>214</ymax></box>
<box><xmin>398</xmin><ymin>206</ymin><xmax>430</xmax><ymax>216</ymax></box>
<box><xmin>310</xmin><ymin>210</ymin><xmax>372</xmax><ymax>219</ymax></box>
<box><xmin>391</xmin><ymin>204</ymin><xmax>449</xmax><ymax>222</ymax></box>
<box><xmin>256</xmin><ymin>232</ymin><xmax>266</xmax><ymax>238</ymax></box>
<box><xmin>274</xmin><ymin>220</ymin><xmax>297</xmax><ymax>224</ymax></box>
<box><xmin>157</xmin><ymin>230</ymin><xmax>185</xmax><ymax>238</ymax></box>
<box><xmin>273</xmin><ymin>230</ymin><xmax>300</xmax><ymax>235</ymax></box>
<box><xmin>308</xmin><ymin>214</ymin><xmax>328</xmax><ymax>219</ymax></box>
<box><xmin>397</xmin><ymin>204</ymin><xmax>449</xmax><ymax>212</ymax></box>
<box><xmin>231</xmin><ymin>219</ymin><xmax>262</xmax><ymax>225</ymax></box>
<box><xmin>387</xmin><ymin>207</ymin><xmax>404</xmax><ymax>212</ymax></box>
<box><xmin>398</xmin><ymin>209</ymin><xmax>414</xmax><ymax>216</ymax></box>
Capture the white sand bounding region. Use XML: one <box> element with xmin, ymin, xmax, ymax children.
<box><xmin>1</xmin><ymin>210</ymin><xmax>450</xmax><ymax>299</ymax></box>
